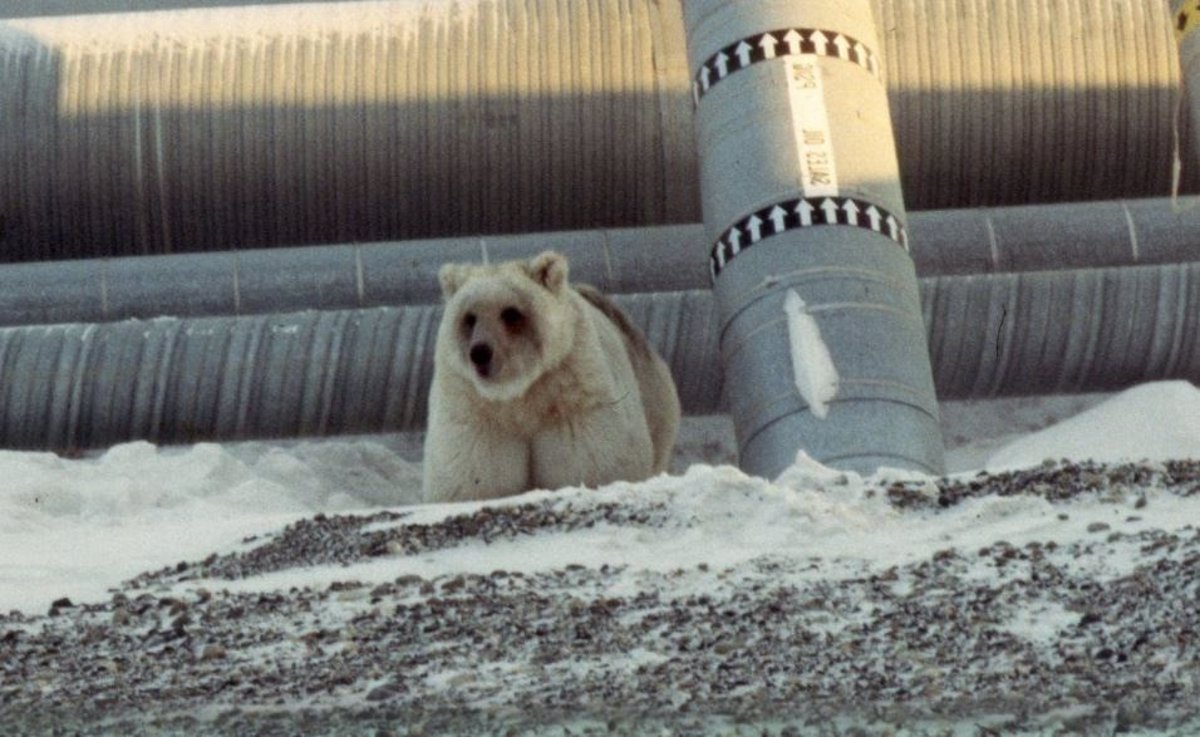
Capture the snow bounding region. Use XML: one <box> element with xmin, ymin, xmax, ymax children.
<box><xmin>984</xmin><ymin>380</ymin><xmax>1200</xmax><ymax>470</ymax></box>
<box><xmin>0</xmin><ymin>437</ymin><xmax>422</xmax><ymax>613</ymax></box>
<box><xmin>3</xmin><ymin>380</ymin><xmax>1199</xmax><ymax>619</ymax></box>
<box><xmin>782</xmin><ymin>289</ymin><xmax>839</xmax><ymax>419</ymax></box>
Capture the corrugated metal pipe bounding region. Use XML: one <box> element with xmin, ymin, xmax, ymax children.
<box><xmin>0</xmin><ymin>0</ymin><xmax>1189</xmax><ymax>260</ymax></box>
<box><xmin>4</xmin><ymin>196</ymin><xmax>1199</xmax><ymax>453</ymax></box>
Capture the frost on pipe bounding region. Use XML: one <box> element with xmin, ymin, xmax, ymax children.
<box><xmin>685</xmin><ymin>0</ymin><xmax>943</xmax><ymax>478</ymax></box>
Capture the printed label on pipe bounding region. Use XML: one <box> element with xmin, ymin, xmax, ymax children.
<box><xmin>786</xmin><ymin>57</ymin><xmax>838</xmax><ymax>198</ymax></box>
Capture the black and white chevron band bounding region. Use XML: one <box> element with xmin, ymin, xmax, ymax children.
<box><xmin>692</xmin><ymin>27</ymin><xmax>880</xmax><ymax>103</ymax></box>
<box><xmin>709</xmin><ymin>195</ymin><xmax>908</xmax><ymax>281</ymax></box>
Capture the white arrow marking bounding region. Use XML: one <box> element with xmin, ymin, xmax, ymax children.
<box><xmin>735</xmin><ymin>41</ymin><xmax>753</xmax><ymax>68</ymax></box>
<box><xmin>715</xmin><ymin>246</ymin><xmax>727</xmax><ymax>270</ymax></box>
<box><xmin>810</xmin><ymin>30</ymin><xmax>829</xmax><ymax>53</ymax></box>
<box><xmin>769</xmin><ymin>205</ymin><xmax>788</xmax><ymax>233</ymax></box>
<box><xmin>866</xmin><ymin>205</ymin><xmax>882</xmax><ymax>231</ymax></box>
<box><xmin>842</xmin><ymin>199</ymin><xmax>861</xmax><ymax>226</ymax></box>
<box><xmin>759</xmin><ymin>32</ymin><xmax>779</xmax><ymax>59</ymax></box>
<box><xmin>852</xmin><ymin>41</ymin><xmax>868</xmax><ymax>66</ymax></box>
<box><xmin>699</xmin><ymin>66</ymin><xmax>711</xmax><ymax>91</ymax></box>
<box><xmin>714</xmin><ymin>52</ymin><xmax>730</xmax><ymax>78</ymax></box>
<box><xmin>728</xmin><ymin>227</ymin><xmax>743</xmax><ymax>254</ymax></box>
<box><xmin>832</xmin><ymin>34</ymin><xmax>851</xmax><ymax>60</ymax></box>
<box><xmin>747</xmin><ymin>214</ymin><xmax>764</xmax><ymax>242</ymax></box>
<box><xmin>886</xmin><ymin>215</ymin><xmax>900</xmax><ymax>240</ymax></box>
<box><xmin>821</xmin><ymin>198</ymin><xmax>840</xmax><ymax>224</ymax></box>
<box><xmin>796</xmin><ymin>199</ymin><xmax>815</xmax><ymax>227</ymax></box>
<box><xmin>784</xmin><ymin>29</ymin><xmax>803</xmax><ymax>55</ymax></box>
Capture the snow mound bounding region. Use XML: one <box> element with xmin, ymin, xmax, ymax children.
<box><xmin>986</xmin><ymin>381</ymin><xmax>1200</xmax><ymax>470</ymax></box>
<box><xmin>0</xmin><ymin>439</ymin><xmax>420</xmax><ymax>613</ymax></box>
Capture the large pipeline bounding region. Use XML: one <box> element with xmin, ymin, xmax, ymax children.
<box><xmin>2</xmin><ymin>197</ymin><xmax>1193</xmax><ymax>327</ymax></box>
<box><xmin>0</xmin><ymin>0</ymin><xmax>1189</xmax><ymax>260</ymax></box>
<box><xmin>5</xmin><ymin>260</ymin><xmax>1200</xmax><ymax>451</ymax></box>
<box><xmin>682</xmin><ymin>0</ymin><xmax>942</xmax><ymax>477</ymax></box>
<box><xmin>4</xmin><ymin>194</ymin><xmax>1200</xmax><ymax>451</ymax></box>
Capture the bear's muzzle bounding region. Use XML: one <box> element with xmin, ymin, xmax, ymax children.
<box><xmin>469</xmin><ymin>342</ymin><xmax>493</xmax><ymax>378</ymax></box>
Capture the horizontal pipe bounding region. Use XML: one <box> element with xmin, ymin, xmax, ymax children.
<box><xmin>0</xmin><ymin>0</ymin><xmax>322</xmax><ymax>16</ymax></box>
<box><xmin>0</xmin><ymin>1</ymin><xmax>1190</xmax><ymax>261</ymax></box>
<box><xmin>3</xmin><ymin>260</ymin><xmax>1200</xmax><ymax>450</ymax></box>
<box><xmin>1</xmin><ymin>197</ymin><xmax>1196</xmax><ymax>328</ymax></box>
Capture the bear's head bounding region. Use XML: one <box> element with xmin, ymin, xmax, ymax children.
<box><xmin>437</xmin><ymin>251</ymin><xmax>577</xmax><ymax>401</ymax></box>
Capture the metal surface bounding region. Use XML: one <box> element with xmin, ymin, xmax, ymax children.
<box><xmin>6</xmin><ymin>262</ymin><xmax>1200</xmax><ymax>451</ymax></box>
<box><xmin>3</xmin><ymin>197</ymin><xmax>1197</xmax><ymax>327</ymax></box>
<box><xmin>0</xmin><ymin>0</ymin><xmax>1189</xmax><ymax>261</ymax></box>
<box><xmin>683</xmin><ymin>0</ymin><xmax>942</xmax><ymax>478</ymax></box>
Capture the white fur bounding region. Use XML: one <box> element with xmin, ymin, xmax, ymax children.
<box><xmin>422</xmin><ymin>251</ymin><xmax>680</xmax><ymax>502</ymax></box>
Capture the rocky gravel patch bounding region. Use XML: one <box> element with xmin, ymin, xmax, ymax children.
<box><xmin>3</xmin><ymin>462</ymin><xmax>1199</xmax><ymax>735</ymax></box>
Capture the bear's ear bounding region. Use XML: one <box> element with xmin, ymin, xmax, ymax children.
<box><xmin>438</xmin><ymin>263</ymin><xmax>470</xmax><ymax>299</ymax></box>
<box><xmin>528</xmin><ymin>251</ymin><xmax>568</xmax><ymax>294</ymax></box>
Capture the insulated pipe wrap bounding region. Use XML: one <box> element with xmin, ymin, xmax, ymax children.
<box><xmin>879</xmin><ymin>0</ymin><xmax>1184</xmax><ymax>208</ymax></box>
<box><xmin>0</xmin><ymin>0</ymin><xmax>697</xmax><ymax>259</ymax></box>
<box><xmin>0</xmin><ymin>308</ymin><xmax>441</xmax><ymax>448</ymax></box>
<box><xmin>0</xmin><ymin>292</ymin><xmax>719</xmax><ymax>450</ymax></box>
<box><xmin>0</xmin><ymin>0</ymin><xmax>1191</xmax><ymax>261</ymax></box>
<box><xmin>923</xmin><ymin>264</ymin><xmax>1200</xmax><ymax>398</ymax></box>
<box><xmin>684</xmin><ymin>0</ymin><xmax>943</xmax><ymax>478</ymax></box>
<box><xmin>3</xmin><ymin>198</ymin><xmax>1197</xmax><ymax>328</ymax></box>
<box><xmin>9</xmin><ymin>264</ymin><xmax>1200</xmax><ymax>450</ymax></box>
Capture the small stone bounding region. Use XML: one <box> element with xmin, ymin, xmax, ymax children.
<box><xmin>1087</xmin><ymin>522</ymin><xmax>1111</xmax><ymax>534</ymax></box>
<box><xmin>365</xmin><ymin>683</ymin><xmax>401</xmax><ymax>702</ymax></box>
<box><xmin>200</xmin><ymin>644</ymin><xmax>226</xmax><ymax>661</ymax></box>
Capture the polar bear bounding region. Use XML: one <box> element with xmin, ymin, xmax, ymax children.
<box><xmin>422</xmin><ymin>250</ymin><xmax>680</xmax><ymax>502</ymax></box>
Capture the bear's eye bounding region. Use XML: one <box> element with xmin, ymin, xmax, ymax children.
<box><xmin>500</xmin><ymin>307</ymin><xmax>525</xmax><ymax>329</ymax></box>
<box><xmin>463</xmin><ymin>312</ymin><xmax>477</xmax><ymax>330</ymax></box>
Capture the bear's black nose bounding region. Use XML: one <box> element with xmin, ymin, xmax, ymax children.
<box><xmin>469</xmin><ymin>343</ymin><xmax>493</xmax><ymax>368</ymax></box>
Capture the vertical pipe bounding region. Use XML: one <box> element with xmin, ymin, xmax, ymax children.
<box><xmin>683</xmin><ymin>0</ymin><xmax>943</xmax><ymax>477</ymax></box>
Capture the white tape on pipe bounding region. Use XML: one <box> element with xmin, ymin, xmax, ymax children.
<box><xmin>786</xmin><ymin>56</ymin><xmax>839</xmax><ymax>198</ymax></box>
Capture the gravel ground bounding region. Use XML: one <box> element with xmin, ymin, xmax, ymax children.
<box><xmin>3</xmin><ymin>461</ymin><xmax>1199</xmax><ymax>736</ymax></box>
